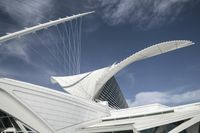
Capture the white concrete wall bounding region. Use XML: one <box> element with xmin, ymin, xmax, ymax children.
<box><xmin>0</xmin><ymin>78</ymin><xmax>110</xmax><ymax>133</ymax></box>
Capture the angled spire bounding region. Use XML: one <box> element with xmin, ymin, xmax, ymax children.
<box><xmin>0</xmin><ymin>11</ymin><xmax>94</xmax><ymax>43</ymax></box>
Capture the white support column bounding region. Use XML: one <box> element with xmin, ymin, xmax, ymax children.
<box><xmin>15</xmin><ymin>120</ymin><xmax>28</xmax><ymax>133</ymax></box>
<box><xmin>168</xmin><ymin>115</ymin><xmax>200</xmax><ymax>133</ymax></box>
<box><xmin>132</xmin><ymin>124</ymin><xmax>140</xmax><ymax>133</ymax></box>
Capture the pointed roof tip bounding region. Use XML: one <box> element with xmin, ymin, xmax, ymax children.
<box><xmin>165</xmin><ymin>40</ymin><xmax>194</xmax><ymax>44</ymax></box>
<box><xmin>81</xmin><ymin>11</ymin><xmax>95</xmax><ymax>16</ymax></box>
<box><xmin>91</xmin><ymin>10</ymin><xmax>95</xmax><ymax>13</ymax></box>
<box><xmin>179</xmin><ymin>40</ymin><xmax>195</xmax><ymax>47</ymax></box>
<box><xmin>158</xmin><ymin>40</ymin><xmax>194</xmax><ymax>48</ymax></box>
<box><xmin>183</xmin><ymin>40</ymin><xmax>194</xmax><ymax>44</ymax></box>
<box><xmin>87</xmin><ymin>10</ymin><xmax>95</xmax><ymax>14</ymax></box>
<box><xmin>189</xmin><ymin>40</ymin><xmax>195</xmax><ymax>45</ymax></box>
<box><xmin>50</xmin><ymin>77</ymin><xmax>57</xmax><ymax>84</ymax></box>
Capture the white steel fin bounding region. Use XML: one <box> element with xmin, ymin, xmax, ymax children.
<box><xmin>51</xmin><ymin>40</ymin><xmax>194</xmax><ymax>100</ymax></box>
<box><xmin>0</xmin><ymin>11</ymin><xmax>94</xmax><ymax>43</ymax></box>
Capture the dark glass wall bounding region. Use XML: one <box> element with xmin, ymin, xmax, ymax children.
<box><xmin>0</xmin><ymin>109</ymin><xmax>36</xmax><ymax>133</ymax></box>
<box><xmin>95</xmin><ymin>76</ymin><xmax>128</xmax><ymax>109</ymax></box>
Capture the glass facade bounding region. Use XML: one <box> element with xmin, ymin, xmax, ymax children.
<box><xmin>140</xmin><ymin>120</ymin><xmax>190</xmax><ymax>133</ymax></box>
<box><xmin>0</xmin><ymin>109</ymin><xmax>36</xmax><ymax>133</ymax></box>
<box><xmin>95</xmin><ymin>76</ymin><xmax>128</xmax><ymax>109</ymax></box>
<box><xmin>106</xmin><ymin>130</ymin><xmax>133</xmax><ymax>133</ymax></box>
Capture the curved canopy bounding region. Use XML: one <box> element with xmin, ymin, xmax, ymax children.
<box><xmin>51</xmin><ymin>40</ymin><xmax>194</xmax><ymax>100</ymax></box>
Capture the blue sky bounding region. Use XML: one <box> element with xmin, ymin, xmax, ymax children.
<box><xmin>0</xmin><ymin>0</ymin><xmax>200</xmax><ymax>106</ymax></box>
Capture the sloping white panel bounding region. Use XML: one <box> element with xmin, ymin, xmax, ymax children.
<box><xmin>51</xmin><ymin>72</ymin><xmax>91</xmax><ymax>87</ymax></box>
<box><xmin>0</xmin><ymin>78</ymin><xmax>109</xmax><ymax>132</ymax></box>
<box><xmin>51</xmin><ymin>67</ymin><xmax>110</xmax><ymax>99</ymax></box>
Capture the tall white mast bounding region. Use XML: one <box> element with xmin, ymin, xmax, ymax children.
<box><xmin>0</xmin><ymin>11</ymin><xmax>94</xmax><ymax>43</ymax></box>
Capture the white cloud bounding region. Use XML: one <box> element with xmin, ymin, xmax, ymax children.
<box><xmin>0</xmin><ymin>0</ymin><xmax>53</xmax><ymax>26</ymax></box>
<box><xmin>0</xmin><ymin>0</ymin><xmax>57</xmax><ymax>62</ymax></box>
<box><xmin>0</xmin><ymin>0</ymin><xmax>55</xmax><ymax>62</ymax></box>
<box><xmin>0</xmin><ymin>67</ymin><xmax>15</xmax><ymax>77</ymax></box>
<box><xmin>0</xmin><ymin>1</ymin><xmax>80</xmax><ymax>84</ymax></box>
<box><xmin>94</xmin><ymin>0</ymin><xmax>198</xmax><ymax>28</ymax></box>
<box><xmin>0</xmin><ymin>35</ymin><xmax>59</xmax><ymax>78</ymax></box>
<box><xmin>128</xmin><ymin>73</ymin><xmax>135</xmax><ymax>83</ymax></box>
<box><xmin>0</xmin><ymin>58</ymin><xmax>57</xmax><ymax>78</ymax></box>
<box><xmin>0</xmin><ymin>40</ymin><xmax>30</xmax><ymax>63</ymax></box>
<box><xmin>123</xmin><ymin>72</ymin><xmax>136</xmax><ymax>88</ymax></box>
<box><xmin>116</xmin><ymin>69</ymin><xmax>136</xmax><ymax>90</ymax></box>
<box><xmin>128</xmin><ymin>89</ymin><xmax>200</xmax><ymax>106</ymax></box>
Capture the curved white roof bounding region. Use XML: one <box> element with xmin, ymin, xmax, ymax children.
<box><xmin>51</xmin><ymin>40</ymin><xmax>194</xmax><ymax>100</ymax></box>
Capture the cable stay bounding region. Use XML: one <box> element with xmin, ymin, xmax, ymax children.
<box><xmin>0</xmin><ymin>11</ymin><xmax>94</xmax><ymax>79</ymax></box>
<box><xmin>0</xmin><ymin>11</ymin><xmax>94</xmax><ymax>43</ymax></box>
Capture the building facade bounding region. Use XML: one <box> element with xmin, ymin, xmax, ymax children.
<box><xmin>0</xmin><ymin>12</ymin><xmax>199</xmax><ymax>133</ymax></box>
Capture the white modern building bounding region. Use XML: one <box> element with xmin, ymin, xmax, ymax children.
<box><xmin>0</xmin><ymin>12</ymin><xmax>199</xmax><ymax>133</ymax></box>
